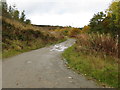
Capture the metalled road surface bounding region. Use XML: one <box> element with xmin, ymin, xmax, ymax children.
<box><xmin>3</xmin><ymin>39</ymin><xmax>101</xmax><ymax>88</ymax></box>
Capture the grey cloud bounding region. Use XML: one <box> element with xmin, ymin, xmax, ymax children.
<box><xmin>7</xmin><ymin>0</ymin><xmax>113</xmax><ymax>27</ymax></box>
<box><xmin>7</xmin><ymin>0</ymin><xmax>113</xmax><ymax>15</ymax></box>
<box><xmin>23</xmin><ymin>1</ymin><xmax>111</xmax><ymax>16</ymax></box>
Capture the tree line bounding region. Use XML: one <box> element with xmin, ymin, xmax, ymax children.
<box><xmin>1</xmin><ymin>1</ymin><xmax>31</xmax><ymax>24</ymax></box>
<box><xmin>82</xmin><ymin>0</ymin><xmax>120</xmax><ymax>37</ymax></box>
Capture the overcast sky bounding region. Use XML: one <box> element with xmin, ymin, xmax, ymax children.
<box><xmin>7</xmin><ymin>0</ymin><xmax>113</xmax><ymax>27</ymax></box>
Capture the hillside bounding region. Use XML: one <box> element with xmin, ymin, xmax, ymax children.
<box><xmin>33</xmin><ymin>25</ymin><xmax>64</xmax><ymax>31</ymax></box>
<box><xmin>2</xmin><ymin>16</ymin><xmax>65</xmax><ymax>58</ymax></box>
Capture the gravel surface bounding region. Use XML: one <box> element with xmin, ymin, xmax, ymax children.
<box><xmin>2</xmin><ymin>39</ymin><xmax>101</xmax><ymax>88</ymax></box>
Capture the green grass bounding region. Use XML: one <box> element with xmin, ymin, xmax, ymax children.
<box><xmin>3</xmin><ymin>38</ymin><xmax>67</xmax><ymax>59</ymax></box>
<box><xmin>62</xmin><ymin>45</ymin><xmax>119</xmax><ymax>88</ymax></box>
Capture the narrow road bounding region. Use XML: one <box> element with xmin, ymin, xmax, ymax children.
<box><xmin>3</xmin><ymin>39</ymin><xmax>100</xmax><ymax>88</ymax></box>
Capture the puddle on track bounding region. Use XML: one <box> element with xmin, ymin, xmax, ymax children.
<box><xmin>50</xmin><ymin>45</ymin><xmax>69</xmax><ymax>52</ymax></box>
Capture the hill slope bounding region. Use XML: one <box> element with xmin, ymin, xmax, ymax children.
<box><xmin>2</xmin><ymin>17</ymin><xmax>65</xmax><ymax>58</ymax></box>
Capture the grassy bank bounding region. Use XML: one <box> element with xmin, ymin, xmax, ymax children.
<box><xmin>2</xmin><ymin>16</ymin><xmax>66</xmax><ymax>59</ymax></box>
<box><xmin>63</xmin><ymin>45</ymin><xmax>118</xmax><ymax>88</ymax></box>
<box><xmin>62</xmin><ymin>33</ymin><xmax>119</xmax><ymax>88</ymax></box>
<box><xmin>3</xmin><ymin>38</ymin><xmax>66</xmax><ymax>59</ymax></box>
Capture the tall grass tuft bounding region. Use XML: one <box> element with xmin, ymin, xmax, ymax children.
<box><xmin>63</xmin><ymin>33</ymin><xmax>119</xmax><ymax>87</ymax></box>
<box><xmin>76</xmin><ymin>33</ymin><xmax>118</xmax><ymax>58</ymax></box>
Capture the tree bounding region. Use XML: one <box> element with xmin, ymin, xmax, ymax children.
<box><xmin>89</xmin><ymin>1</ymin><xmax>119</xmax><ymax>36</ymax></box>
<box><xmin>1</xmin><ymin>0</ymin><xmax>9</xmax><ymax>17</ymax></box>
<box><xmin>8</xmin><ymin>6</ymin><xmax>12</xmax><ymax>16</ymax></box>
<box><xmin>13</xmin><ymin>10</ymin><xmax>19</xmax><ymax>20</ymax></box>
<box><xmin>106</xmin><ymin>1</ymin><xmax>120</xmax><ymax>35</ymax></box>
<box><xmin>8</xmin><ymin>4</ymin><xmax>20</xmax><ymax>20</ymax></box>
<box><xmin>107</xmin><ymin>1</ymin><xmax>119</xmax><ymax>25</ymax></box>
<box><xmin>25</xmin><ymin>19</ymin><xmax>31</xmax><ymax>24</ymax></box>
<box><xmin>89</xmin><ymin>11</ymin><xmax>106</xmax><ymax>33</ymax></box>
<box><xmin>20</xmin><ymin>10</ymin><xmax>25</xmax><ymax>22</ymax></box>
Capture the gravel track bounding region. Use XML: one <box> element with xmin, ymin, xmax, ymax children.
<box><xmin>2</xmin><ymin>39</ymin><xmax>101</xmax><ymax>88</ymax></box>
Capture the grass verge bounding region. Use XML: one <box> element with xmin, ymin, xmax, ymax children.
<box><xmin>62</xmin><ymin>45</ymin><xmax>118</xmax><ymax>88</ymax></box>
<box><xmin>3</xmin><ymin>38</ymin><xmax>67</xmax><ymax>59</ymax></box>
